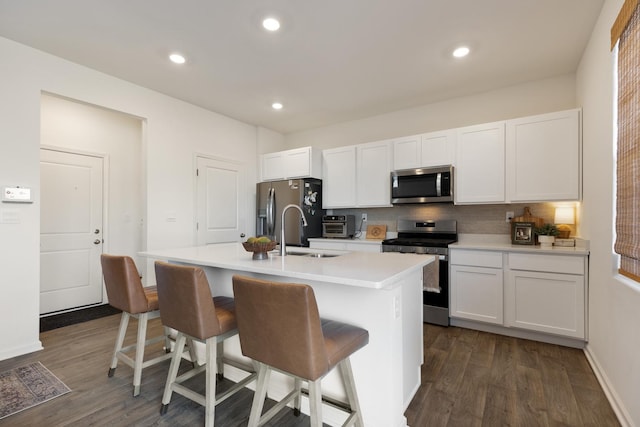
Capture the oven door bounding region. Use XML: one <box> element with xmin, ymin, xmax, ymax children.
<box><xmin>423</xmin><ymin>255</ymin><xmax>449</xmax><ymax>326</ymax></box>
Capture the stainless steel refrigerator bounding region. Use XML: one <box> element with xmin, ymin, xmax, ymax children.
<box><xmin>256</xmin><ymin>178</ymin><xmax>324</xmax><ymax>247</ymax></box>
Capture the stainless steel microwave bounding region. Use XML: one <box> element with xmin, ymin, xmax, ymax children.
<box><xmin>391</xmin><ymin>165</ymin><xmax>454</xmax><ymax>204</ymax></box>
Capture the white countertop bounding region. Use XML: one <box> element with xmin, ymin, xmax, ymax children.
<box><xmin>450</xmin><ymin>233</ymin><xmax>590</xmax><ymax>255</ymax></box>
<box><xmin>140</xmin><ymin>243</ymin><xmax>434</xmax><ymax>290</ymax></box>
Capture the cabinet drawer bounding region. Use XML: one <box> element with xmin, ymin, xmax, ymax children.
<box><xmin>450</xmin><ymin>249</ymin><xmax>503</xmax><ymax>268</ymax></box>
<box><xmin>509</xmin><ymin>253</ymin><xmax>584</xmax><ymax>275</ymax></box>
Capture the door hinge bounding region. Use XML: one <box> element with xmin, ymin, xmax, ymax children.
<box><xmin>196</xmin><ymin>222</ymin><xmax>199</xmax><ymax>231</ymax></box>
<box><xmin>196</xmin><ymin>168</ymin><xmax>199</xmax><ymax>177</ymax></box>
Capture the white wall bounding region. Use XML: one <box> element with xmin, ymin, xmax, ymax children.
<box><xmin>577</xmin><ymin>0</ymin><xmax>640</xmax><ymax>425</ymax></box>
<box><xmin>285</xmin><ymin>74</ymin><xmax>577</xmax><ymax>149</ymax></box>
<box><xmin>0</xmin><ymin>37</ymin><xmax>260</xmax><ymax>361</ymax></box>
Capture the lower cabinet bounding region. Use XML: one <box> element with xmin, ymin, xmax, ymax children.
<box><xmin>450</xmin><ymin>250</ymin><xmax>504</xmax><ymax>325</ymax></box>
<box><xmin>309</xmin><ymin>239</ymin><xmax>382</xmax><ymax>253</ymax></box>
<box><xmin>505</xmin><ymin>253</ymin><xmax>585</xmax><ymax>339</ymax></box>
<box><xmin>449</xmin><ymin>248</ymin><xmax>587</xmax><ymax>342</ymax></box>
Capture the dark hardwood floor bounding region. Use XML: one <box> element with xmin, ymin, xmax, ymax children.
<box><xmin>0</xmin><ymin>315</ymin><xmax>619</xmax><ymax>426</ymax></box>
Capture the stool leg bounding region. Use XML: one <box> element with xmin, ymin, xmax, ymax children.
<box><xmin>247</xmin><ymin>363</ymin><xmax>271</xmax><ymax>427</ymax></box>
<box><xmin>338</xmin><ymin>358</ymin><xmax>364</xmax><ymax>427</ymax></box>
<box><xmin>108</xmin><ymin>312</ymin><xmax>130</xmax><ymax>377</ymax></box>
<box><xmin>132</xmin><ymin>312</ymin><xmax>149</xmax><ymax>396</ymax></box>
<box><xmin>163</xmin><ymin>326</ymin><xmax>172</xmax><ymax>353</ymax></box>
<box><xmin>293</xmin><ymin>378</ymin><xmax>302</xmax><ymax>416</ymax></box>
<box><xmin>205</xmin><ymin>337</ymin><xmax>218</xmax><ymax>427</ymax></box>
<box><xmin>308</xmin><ymin>380</ymin><xmax>323</xmax><ymax>427</ymax></box>
<box><xmin>216</xmin><ymin>340</ymin><xmax>224</xmax><ymax>380</ymax></box>
<box><xmin>160</xmin><ymin>333</ymin><xmax>187</xmax><ymax>414</ymax></box>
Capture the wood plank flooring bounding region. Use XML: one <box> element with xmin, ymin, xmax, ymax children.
<box><xmin>0</xmin><ymin>315</ymin><xmax>619</xmax><ymax>426</ymax></box>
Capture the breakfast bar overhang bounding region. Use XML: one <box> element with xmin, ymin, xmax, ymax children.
<box><xmin>140</xmin><ymin>243</ymin><xmax>433</xmax><ymax>427</ymax></box>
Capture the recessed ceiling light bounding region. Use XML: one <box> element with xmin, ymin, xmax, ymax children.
<box><xmin>262</xmin><ymin>17</ymin><xmax>281</xmax><ymax>31</ymax></box>
<box><xmin>272</xmin><ymin>102</ymin><xmax>283</xmax><ymax>110</ymax></box>
<box><xmin>169</xmin><ymin>53</ymin><xmax>186</xmax><ymax>64</ymax></box>
<box><xmin>452</xmin><ymin>46</ymin><xmax>470</xmax><ymax>58</ymax></box>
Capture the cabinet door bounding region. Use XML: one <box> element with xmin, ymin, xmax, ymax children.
<box><xmin>455</xmin><ymin>122</ymin><xmax>505</xmax><ymax>204</ymax></box>
<box><xmin>357</xmin><ymin>140</ymin><xmax>393</xmax><ymax>207</ymax></box>
<box><xmin>420</xmin><ymin>129</ymin><xmax>456</xmax><ymax>167</ymax></box>
<box><xmin>506</xmin><ymin>109</ymin><xmax>581</xmax><ymax>202</ymax></box>
<box><xmin>393</xmin><ymin>135</ymin><xmax>421</xmax><ymax>170</ymax></box>
<box><xmin>284</xmin><ymin>147</ymin><xmax>311</xmax><ymax>178</ymax></box>
<box><xmin>505</xmin><ymin>270</ymin><xmax>584</xmax><ymax>339</ymax></box>
<box><xmin>345</xmin><ymin>242</ymin><xmax>382</xmax><ymax>252</ymax></box>
<box><xmin>261</xmin><ymin>152</ymin><xmax>284</xmax><ymax>181</ymax></box>
<box><xmin>450</xmin><ymin>265</ymin><xmax>503</xmax><ymax>325</ymax></box>
<box><xmin>322</xmin><ymin>146</ymin><xmax>357</xmax><ymax>208</ymax></box>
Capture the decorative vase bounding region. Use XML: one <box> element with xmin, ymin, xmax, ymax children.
<box><xmin>538</xmin><ymin>235</ymin><xmax>555</xmax><ymax>248</ymax></box>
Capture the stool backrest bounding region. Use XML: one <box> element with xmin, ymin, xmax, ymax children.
<box><xmin>154</xmin><ymin>261</ymin><xmax>221</xmax><ymax>340</ymax></box>
<box><xmin>232</xmin><ymin>275</ymin><xmax>329</xmax><ymax>380</ymax></box>
<box><xmin>101</xmin><ymin>254</ymin><xmax>149</xmax><ymax>314</ymax></box>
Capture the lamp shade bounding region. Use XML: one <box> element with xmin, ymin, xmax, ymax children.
<box><xmin>554</xmin><ymin>207</ymin><xmax>575</xmax><ymax>225</ymax></box>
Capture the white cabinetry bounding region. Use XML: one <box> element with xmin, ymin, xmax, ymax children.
<box><xmin>450</xmin><ymin>249</ymin><xmax>504</xmax><ymax>325</ymax></box>
<box><xmin>455</xmin><ymin>121</ymin><xmax>505</xmax><ymax>204</ymax></box>
<box><xmin>393</xmin><ymin>130</ymin><xmax>455</xmax><ymax>170</ymax></box>
<box><xmin>322</xmin><ymin>146</ymin><xmax>357</xmax><ymax>208</ymax></box>
<box><xmin>322</xmin><ymin>141</ymin><xmax>392</xmax><ymax>208</ymax></box>
<box><xmin>506</xmin><ymin>109</ymin><xmax>581</xmax><ymax>202</ymax></box>
<box><xmin>310</xmin><ymin>239</ymin><xmax>382</xmax><ymax>253</ymax></box>
<box><xmin>260</xmin><ymin>146</ymin><xmax>321</xmax><ymax>181</ymax></box>
<box><xmin>356</xmin><ymin>140</ymin><xmax>393</xmax><ymax>207</ymax></box>
<box><xmin>505</xmin><ymin>253</ymin><xmax>585</xmax><ymax>339</ymax></box>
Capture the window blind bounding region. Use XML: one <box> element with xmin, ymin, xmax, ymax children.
<box><xmin>613</xmin><ymin>0</ymin><xmax>640</xmax><ymax>281</ymax></box>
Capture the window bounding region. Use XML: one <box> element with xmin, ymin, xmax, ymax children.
<box><xmin>612</xmin><ymin>0</ymin><xmax>640</xmax><ymax>281</ymax></box>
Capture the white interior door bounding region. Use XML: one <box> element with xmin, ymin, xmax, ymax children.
<box><xmin>196</xmin><ymin>156</ymin><xmax>247</xmax><ymax>245</ymax></box>
<box><xmin>40</xmin><ymin>149</ymin><xmax>104</xmax><ymax>314</ymax></box>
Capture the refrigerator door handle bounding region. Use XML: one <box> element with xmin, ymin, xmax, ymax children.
<box><xmin>266</xmin><ymin>187</ymin><xmax>275</xmax><ymax>237</ymax></box>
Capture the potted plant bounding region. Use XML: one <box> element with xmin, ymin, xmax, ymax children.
<box><xmin>535</xmin><ymin>223</ymin><xmax>559</xmax><ymax>248</ymax></box>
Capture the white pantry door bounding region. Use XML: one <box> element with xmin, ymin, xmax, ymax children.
<box><xmin>196</xmin><ymin>156</ymin><xmax>247</xmax><ymax>245</ymax></box>
<box><xmin>40</xmin><ymin>149</ymin><xmax>104</xmax><ymax>314</ymax></box>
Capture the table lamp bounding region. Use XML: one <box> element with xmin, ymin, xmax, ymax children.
<box><xmin>554</xmin><ymin>207</ymin><xmax>575</xmax><ymax>239</ymax></box>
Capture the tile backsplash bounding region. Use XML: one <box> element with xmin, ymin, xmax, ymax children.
<box><xmin>332</xmin><ymin>202</ymin><xmax>576</xmax><ymax>237</ymax></box>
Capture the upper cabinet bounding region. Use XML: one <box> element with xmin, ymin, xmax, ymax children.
<box><xmin>455</xmin><ymin>108</ymin><xmax>581</xmax><ymax>204</ymax></box>
<box><xmin>393</xmin><ymin>130</ymin><xmax>456</xmax><ymax>170</ymax></box>
<box><xmin>455</xmin><ymin>121</ymin><xmax>506</xmax><ymax>204</ymax></box>
<box><xmin>506</xmin><ymin>109</ymin><xmax>581</xmax><ymax>202</ymax></box>
<box><xmin>322</xmin><ymin>140</ymin><xmax>393</xmax><ymax>209</ymax></box>
<box><xmin>260</xmin><ymin>146</ymin><xmax>322</xmax><ymax>181</ymax></box>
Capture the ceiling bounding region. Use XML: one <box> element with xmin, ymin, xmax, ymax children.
<box><xmin>0</xmin><ymin>1</ymin><xmax>604</xmax><ymax>134</ymax></box>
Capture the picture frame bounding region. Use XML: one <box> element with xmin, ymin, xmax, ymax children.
<box><xmin>511</xmin><ymin>221</ymin><xmax>535</xmax><ymax>245</ymax></box>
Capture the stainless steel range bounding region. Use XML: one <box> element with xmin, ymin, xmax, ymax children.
<box><xmin>382</xmin><ymin>219</ymin><xmax>457</xmax><ymax>326</ymax></box>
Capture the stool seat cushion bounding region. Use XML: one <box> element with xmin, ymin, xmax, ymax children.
<box><xmin>142</xmin><ymin>286</ymin><xmax>160</xmax><ymax>311</ymax></box>
<box><xmin>212</xmin><ymin>296</ymin><xmax>237</xmax><ymax>335</ymax></box>
<box><xmin>321</xmin><ymin>319</ymin><xmax>369</xmax><ymax>371</ymax></box>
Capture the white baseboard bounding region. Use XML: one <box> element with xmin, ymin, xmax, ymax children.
<box><xmin>583</xmin><ymin>345</ymin><xmax>634</xmax><ymax>427</ymax></box>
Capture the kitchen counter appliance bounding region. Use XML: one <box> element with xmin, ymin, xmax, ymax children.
<box><xmin>382</xmin><ymin>219</ymin><xmax>457</xmax><ymax>326</ymax></box>
<box><xmin>322</xmin><ymin>214</ymin><xmax>356</xmax><ymax>238</ymax></box>
<box><xmin>256</xmin><ymin>179</ymin><xmax>324</xmax><ymax>247</ymax></box>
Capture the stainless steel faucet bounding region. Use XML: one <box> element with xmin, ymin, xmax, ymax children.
<box><xmin>279</xmin><ymin>204</ymin><xmax>308</xmax><ymax>256</ymax></box>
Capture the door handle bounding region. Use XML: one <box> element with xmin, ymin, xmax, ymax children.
<box><xmin>94</xmin><ymin>229</ymin><xmax>100</xmax><ymax>234</ymax></box>
<box><xmin>240</xmin><ymin>233</ymin><xmax>246</xmax><ymax>238</ymax></box>
<box><xmin>94</xmin><ymin>239</ymin><xmax>102</xmax><ymax>245</ymax></box>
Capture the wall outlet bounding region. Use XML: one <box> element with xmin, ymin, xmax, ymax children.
<box><xmin>506</xmin><ymin>211</ymin><xmax>514</xmax><ymax>222</ymax></box>
<box><xmin>362</xmin><ymin>213</ymin><xmax>368</xmax><ymax>222</ymax></box>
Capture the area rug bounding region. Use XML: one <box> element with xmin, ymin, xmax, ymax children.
<box><xmin>0</xmin><ymin>362</ymin><xmax>71</xmax><ymax>420</ymax></box>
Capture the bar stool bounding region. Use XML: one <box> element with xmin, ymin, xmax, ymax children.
<box><xmin>232</xmin><ymin>275</ymin><xmax>369</xmax><ymax>427</ymax></box>
<box><xmin>154</xmin><ymin>261</ymin><xmax>256</xmax><ymax>427</ymax></box>
<box><xmin>100</xmin><ymin>254</ymin><xmax>173</xmax><ymax>396</ymax></box>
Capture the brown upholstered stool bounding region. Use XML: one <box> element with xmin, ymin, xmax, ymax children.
<box><xmin>155</xmin><ymin>262</ymin><xmax>256</xmax><ymax>427</ymax></box>
<box><xmin>100</xmin><ymin>254</ymin><xmax>173</xmax><ymax>396</ymax></box>
<box><xmin>232</xmin><ymin>275</ymin><xmax>369</xmax><ymax>427</ymax></box>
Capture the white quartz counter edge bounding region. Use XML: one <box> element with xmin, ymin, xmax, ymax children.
<box><xmin>450</xmin><ymin>241</ymin><xmax>589</xmax><ymax>255</ymax></box>
<box><xmin>140</xmin><ymin>242</ymin><xmax>434</xmax><ymax>290</ymax></box>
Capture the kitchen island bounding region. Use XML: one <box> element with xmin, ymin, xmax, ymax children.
<box><xmin>140</xmin><ymin>243</ymin><xmax>434</xmax><ymax>427</ymax></box>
